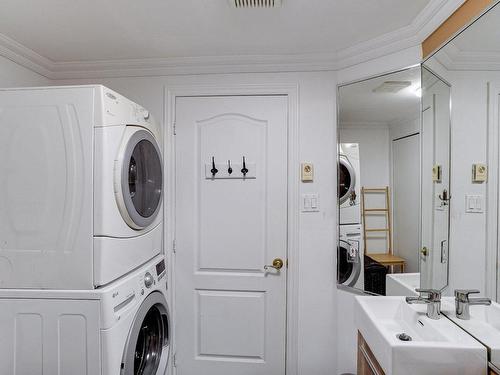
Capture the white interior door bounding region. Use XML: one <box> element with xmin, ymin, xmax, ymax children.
<box><xmin>392</xmin><ymin>134</ymin><xmax>420</xmax><ymax>273</ymax></box>
<box><xmin>174</xmin><ymin>95</ymin><xmax>288</xmax><ymax>375</ymax></box>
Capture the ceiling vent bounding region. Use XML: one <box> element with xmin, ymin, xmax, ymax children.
<box><xmin>372</xmin><ymin>81</ymin><xmax>412</xmax><ymax>94</ymax></box>
<box><xmin>228</xmin><ymin>0</ymin><xmax>282</xmax><ymax>8</ymax></box>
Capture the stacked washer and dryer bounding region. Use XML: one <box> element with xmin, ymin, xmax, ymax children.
<box><xmin>0</xmin><ymin>86</ymin><xmax>170</xmax><ymax>375</ymax></box>
<box><xmin>338</xmin><ymin>143</ymin><xmax>364</xmax><ymax>289</ymax></box>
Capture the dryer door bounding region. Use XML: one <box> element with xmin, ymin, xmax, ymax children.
<box><xmin>338</xmin><ymin>156</ymin><xmax>356</xmax><ymax>205</ymax></box>
<box><xmin>117</xmin><ymin>127</ymin><xmax>163</xmax><ymax>229</ymax></box>
<box><xmin>122</xmin><ymin>291</ymin><xmax>170</xmax><ymax>375</ymax></box>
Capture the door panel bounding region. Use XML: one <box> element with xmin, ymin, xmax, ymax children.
<box><xmin>392</xmin><ymin>134</ymin><xmax>420</xmax><ymax>273</ymax></box>
<box><xmin>175</xmin><ymin>96</ymin><xmax>288</xmax><ymax>375</ymax></box>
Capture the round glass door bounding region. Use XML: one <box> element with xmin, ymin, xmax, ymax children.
<box><xmin>121</xmin><ymin>129</ymin><xmax>163</xmax><ymax>229</ymax></box>
<box><xmin>337</xmin><ymin>240</ymin><xmax>361</xmax><ymax>287</ymax></box>
<box><xmin>338</xmin><ymin>157</ymin><xmax>355</xmax><ymax>205</ymax></box>
<box><xmin>122</xmin><ymin>292</ymin><xmax>170</xmax><ymax>375</ymax></box>
<box><xmin>134</xmin><ymin>306</ymin><xmax>165</xmax><ymax>374</ymax></box>
<box><xmin>338</xmin><ymin>240</ymin><xmax>354</xmax><ymax>284</ymax></box>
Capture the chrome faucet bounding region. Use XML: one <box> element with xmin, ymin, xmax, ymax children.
<box><xmin>406</xmin><ymin>288</ymin><xmax>442</xmax><ymax>320</ymax></box>
<box><xmin>455</xmin><ymin>289</ymin><xmax>491</xmax><ymax>320</ymax></box>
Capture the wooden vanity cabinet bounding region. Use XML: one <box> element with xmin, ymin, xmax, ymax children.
<box><xmin>357</xmin><ymin>332</ymin><xmax>385</xmax><ymax>375</ymax></box>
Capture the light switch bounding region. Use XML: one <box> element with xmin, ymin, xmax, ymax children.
<box><xmin>465</xmin><ymin>194</ymin><xmax>484</xmax><ymax>213</ymax></box>
<box><xmin>301</xmin><ymin>163</ymin><xmax>314</xmax><ymax>182</ymax></box>
<box><xmin>301</xmin><ymin>193</ymin><xmax>319</xmax><ymax>212</ymax></box>
<box><xmin>472</xmin><ymin>163</ymin><xmax>487</xmax><ymax>183</ymax></box>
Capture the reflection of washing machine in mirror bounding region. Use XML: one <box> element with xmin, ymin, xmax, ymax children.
<box><xmin>338</xmin><ymin>224</ymin><xmax>364</xmax><ymax>289</ymax></box>
<box><xmin>339</xmin><ymin>143</ymin><xmax>361</xmax><ymax>225</ymax></box>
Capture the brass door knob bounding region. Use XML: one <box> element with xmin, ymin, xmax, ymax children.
<box><xmin>421</xmin><ymin>247</ymin><xmax>429</xmax><ymax>257</ymax></box>
<box><xmin>264</xmin><ymin>258</ymin><xmax>284</xmax><ymax>271</ymax></box>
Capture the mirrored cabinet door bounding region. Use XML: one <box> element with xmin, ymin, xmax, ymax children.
<box><xmin>420</xmin><ymin>66</ymin><xmax>451</xmax><ymax>291</ymax></box>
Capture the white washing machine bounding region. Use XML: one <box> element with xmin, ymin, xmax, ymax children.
<box><xmin>0</xmin><ymin>255</ymin><xmax>171</xmax><ymax>375</ymax></box>
<box><xmin>0</xmin><ymin>85</ymin><xmax>163</xmax><ymax>289</ymax></box>
<box><xmin>338</xmin><ymin>224</ymin><xmax>364</xmax><ymax>289</ymax></box>
<box><xmin>339</xmin><ymin>143</ymin><xmax>361</xmax><ymax>224</ymax></box>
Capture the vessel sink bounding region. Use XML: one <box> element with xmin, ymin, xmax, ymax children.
<box><xmin>442</xmin><ymin>298</ymin><xmax>500</xmax><ymax>369</ymax></box>
<box><xmin>354</xmin><ymin>296</ymin><xmax>487</xmax><ymax>375</ymax></box>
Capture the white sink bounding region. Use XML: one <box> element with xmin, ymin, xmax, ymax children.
<box><xmin>355</xmin><ymin>296</ymin><xmax>487</xmax><ymax>375</ymax></box>
<box><xmin>442</xmin><ymin>298</ymin><xmax>500</xmax><ymax>369</ymax></box>
<box><xmin>386</xmin><ymin>273</ymin><xmax>420</xmax><ymax>296</ymax></box>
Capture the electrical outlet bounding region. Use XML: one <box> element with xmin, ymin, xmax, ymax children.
<box><xmin>301</xmin><ymin>163</ymin><xmax>314</xmax><ymax>182</ymax></box>
<box><xmin>432</xmin><ymin>164</ymin><xmax>442</xmax><ymax>183</ymax></box>
<box><xmin>472</xmin><ymin>163</ymin><xmax>487</xmax><ymax>183</ymax></box>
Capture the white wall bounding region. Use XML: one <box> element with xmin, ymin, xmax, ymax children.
<box><xmin>389</xmin><ymin>117</ymin><xmax>419</xmax><ymax>141</ymax></box>
<box><xmin>0</xmin><ymin>55</ymin><xmax>49</xmax><ymax>87</ymax></box>
<box><xmin>340</xmin><ymin>124</ymin><xmax>391</xmax><ymax>189</ymax></box>
<box><xmin>444</xmin><ymin>70</ymin><xmax>494</xmax><ymax>296</ymax></box>
<box><xmin>55</xmin><ymin>71</ymin><xmax>338</xmax><ymax>375</ymax></box>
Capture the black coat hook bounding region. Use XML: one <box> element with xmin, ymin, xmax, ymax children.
<box><xmin>241</xmin><ymin>156</ymin><xmax>248</xmax><ymax>177</ymax></box>
<box><xmin>228</xmin><ymin>160</ymin><xmax>233</xmax><ymax>175</ymax></box>
<box><xmin>211</xmin><ymin>157</ymin><xmax>218</xmax><ymax>177</ymax></box>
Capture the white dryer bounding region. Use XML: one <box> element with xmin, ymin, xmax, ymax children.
<box><xmin>0</xmin><ymin>255</ymin><xmax>171</xmax><ymax>375</ymax></box>
<box><xmin>339</xmin><ymin>143</ymin><xmax>361</xmax><ymax>224</ymax></box>
<box><xmin>0</xmin><ymin>85</ymin><xmax>163</xmax><ymax>289</ymax></box>
<box><xmin>338</xmin><ymin>224</ymin><xmax>364</xmax><ymax>289</ymax></box>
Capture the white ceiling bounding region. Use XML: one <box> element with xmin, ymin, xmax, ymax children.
<box><xmin>339</xmin><ymin>67</ymin><xmax>421</xmax><ymax>124</ymax></box>
<box><xmin>0</xmin><ymin>0</ymin><xmax>431</xmax><ymax>62</ymax></box>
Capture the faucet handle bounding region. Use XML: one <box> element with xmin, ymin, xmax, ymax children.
<box><xmin>455</xmin><ymin>289</ymin><xmax>480</xmax><ymax>301</ymax></box>
<box><xmin>416</xmin><ymin>288</ymin><xmax>441</xmax><ymax>301</ymax></box>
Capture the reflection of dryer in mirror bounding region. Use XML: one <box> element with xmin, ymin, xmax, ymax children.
<box><xmin>338</xmin><ymin>224</ymin><xmax>364</xmax><ymax>289</ymax></box>
<box><xmin>339</xmin><ymin>143</ymin><xmax>361</xmax><ymax>224</ymax></box>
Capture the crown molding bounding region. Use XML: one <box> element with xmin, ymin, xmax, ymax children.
<box><xmin>335</xmin><ymin>0</ymin><xmax>465</xmax><ymax>70</ymax></box>
<box><xmin>0</xmin><ymin>0</ymin><xmax>465</xmax><ymax>79</ymax></box>
<box><xmin>0</xmin><ymin>32</ymin><xmax>55</xmax><ymax>78</ymax></box>
<box><xmin>435</xmin><ymin>41</ymin><xmax>500</xmax><ymax>70</ymax></box>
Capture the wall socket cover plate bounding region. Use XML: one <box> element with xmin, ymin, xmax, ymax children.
<box><xmin>301</xmin><ymin>162</ymin><xmax>314</xmax><ymax>182</ymax></box>
<box><xmin>432</xmin><ymin>164</ymin><xmax>442</xmax><ymax>183</ymax></box>
<box><xmin>472</xmin><ymin>163</ymin><xmax>487</xmax><ymax>183</ymax></box>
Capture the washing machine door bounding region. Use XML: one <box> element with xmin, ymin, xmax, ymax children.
<box><xmin>122</xmin><ymin>291</ymin><xmax>170</xmax><ymax>375</ymax></box>
<box><xmin>338</xmin><ymin>156</ymin><xmax>356</xmax><ymax>205</ymax></box>
<box><xmin>117</xmin><ymin>127</ymin><xmax>163</xmax><ymax>230</ymax></box>
<box><xmin>338</xmin><ymin>239</ymin><xmax>361</xmax><ymax>287</ymax></box>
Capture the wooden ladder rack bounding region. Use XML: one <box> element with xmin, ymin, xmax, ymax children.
<box><xmin>361</xmin><ymin>186</ymin><xmax>406</xmax><ymax>273</ymax></box>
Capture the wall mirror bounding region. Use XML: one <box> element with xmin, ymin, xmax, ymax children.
<box><xmin>423</xmin><ymin>0</ymin><xmax>500</xmax><ymax>303</ymax></box>
<box><xmin>422</xmin><ymin>2</ymin><xmax>500</xmax><ymax>369</ymax></box>
<box><xmin>337</xmin><ymin>65</ymin><xmax>451</xmax><ymax>296</ymax></box>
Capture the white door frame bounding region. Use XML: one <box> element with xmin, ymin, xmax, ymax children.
<box><xmin>487</xmin><ymin>82</ymin><xmax>500</xmax><ymax>301</ymax></box>
<box><xmin>164</xmin><ymin>83</ymin><xmax>300</xmax><ymax>375</ymax></box>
